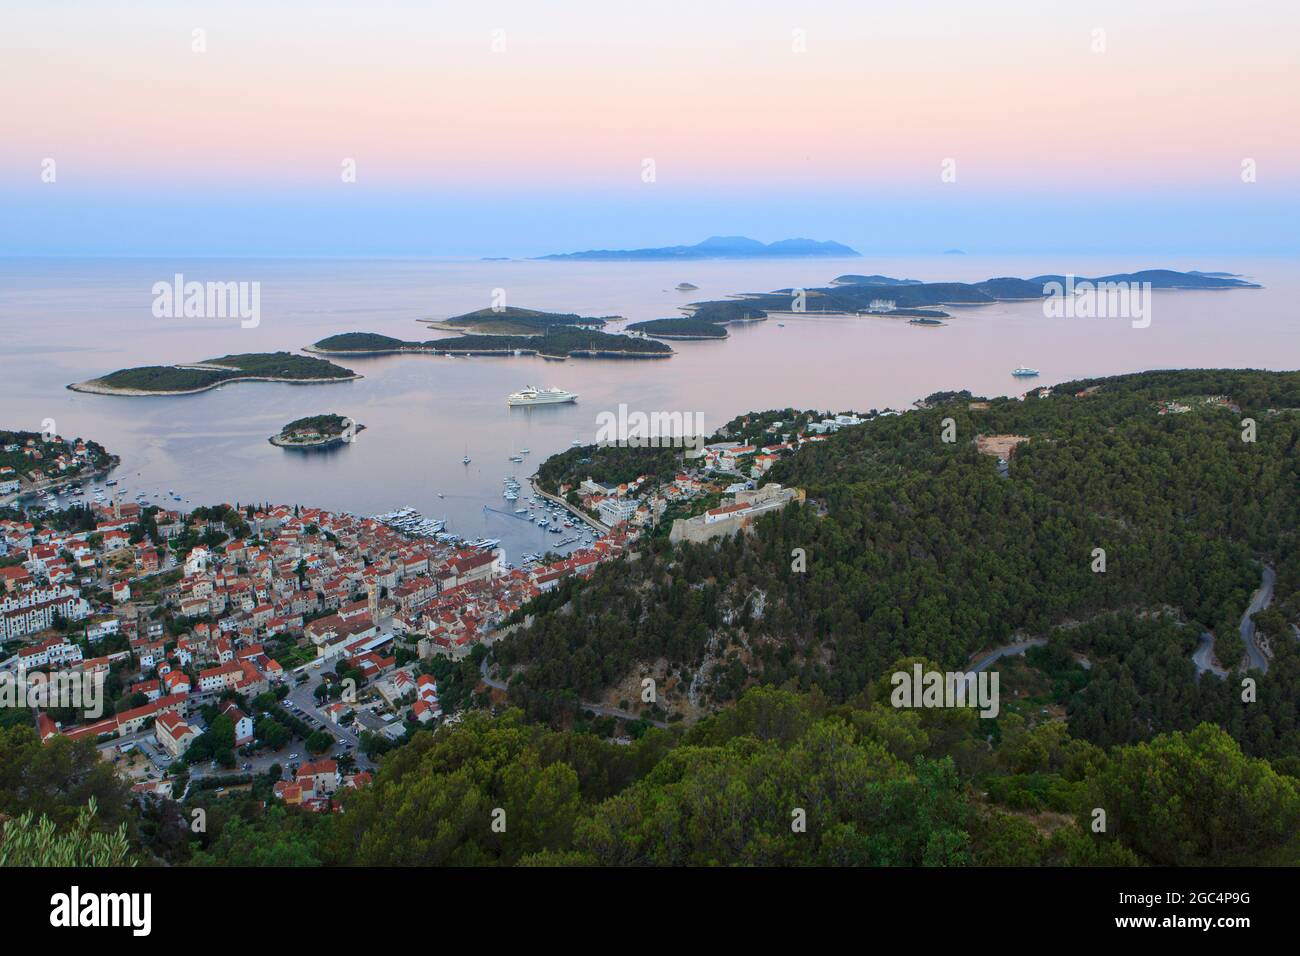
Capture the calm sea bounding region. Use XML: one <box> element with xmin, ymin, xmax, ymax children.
<box><xmin>2</xmin><ymin>255</ymin><xmax>1297</xmax><ymax>561</ymax></box>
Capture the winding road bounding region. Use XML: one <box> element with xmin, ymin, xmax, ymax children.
<box><xmin>968</xmin><ymin>564</ymin><xmax>1277</xmax><ymax>683</ymax></box>
<box><xmin>475</xmin><ymin>562</ymin><xmax>1284</xmax><ymax>722</ymax></box>
<box><xmin>1195</xmin><ymin>563</ymin><xmax>1275</xmax><ymax>677</ymax></box>
<box><xmin>1239</xmin><ymin>564</ymin><xmax>1275</xmax><ymax>673</ymax></box>
<box><xmin>1190</xmin><ymin>564</ymin><xmax>1274</xmax><ymax>676</ymax></box>
<box><xmin>969</xmin><ymin>639</ymin><xmax>1047</xmax><ymax>673</ymax></box>
<box><xmin>1192</xmin><ymin>632</ymin><xmax>1229</xmax><ymax>679</ymax></box>
<box><xmin>479</xmin><ymin>655</ymin><xmax>668</xmax><ymax>729</ymax></box>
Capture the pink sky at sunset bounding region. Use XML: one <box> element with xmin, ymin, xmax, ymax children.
<box><xmin>2</xmin><ymin>1</ymin><xmax>1296</xmax><ymax>256</ymax></box>
<box><xmin>3</xmin><ymin>1</ymin><xmax>1296</xmax><ymax>192</ymax></box>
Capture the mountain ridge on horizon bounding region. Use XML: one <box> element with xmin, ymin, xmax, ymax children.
<box><xmin>535</xmin><ymin>235</ymin><xmax>862</xmax><ymax>261</ymax></box>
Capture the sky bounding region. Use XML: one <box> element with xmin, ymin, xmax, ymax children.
<box><xmin>2</xmin><ymin>0</ymin><xmax>1298</xmax><ymax>257</ymax></box>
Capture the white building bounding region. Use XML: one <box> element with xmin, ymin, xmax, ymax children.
<box><xmin>184</xmin><ymin>546</ymin><xmax>210</xmax><ymax>577</ymax></box>
<box><xmin>597</xmin><ymin>498</ymin><xmax>638</xmax><ymax>526</ymax></box>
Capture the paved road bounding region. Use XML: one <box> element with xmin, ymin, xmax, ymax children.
<box><xmin>281</xmin><ymin>675</ymin><xmax>378</xmax><ymax>770</ymax></box>
<box><xmin>1239</xmin><ymin>564</ymin><xmax>1275</xmax><ymax>673</ymax></box>
<box><xmin>1190</xmin><ymin>563</ymin><xmax>1274</xmax><ymax>677</ymax></box>
<box><xmin>479</xmin><ymin>656</ymin><xmax>668</xmax><ymax>729</ymax></box>
<box><xmin>946</xmin><ymin>638</ymin><xmax>1050</xmax><ymax>699</ymax></box>
<box><xmin>1192</xmin><ymin>632</ymin><xmax>1229</xmax><ymax>679</ymax></box>
<box><xmin>969</xmin><ymin>638</ymin><xmax>1047</xmax><ymax>673</ymax></box>
<box><xmin>93</xmin><ymin>677</ymin><xmax>375</xmax><ymax>780</ymax></box>
<box><xmin>285</xmin><ymin>677</ymin><xmax>363</xmax><ymax>749</ymax></box>
<box><xmin>97</xmin><ymin>715</ymin><xmax>371</xmax><ymax>781</ymax></box>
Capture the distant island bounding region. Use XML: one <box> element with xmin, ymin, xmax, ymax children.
<box><xmin>830</xmin><ymin>269</ymin><xmax>1260</xmax><ymax>296</ymax></box>
<box><xmin>684</xmin><ymin>300</ymin><xmax>771</xmax><ymax>323</ymax></box>
<box><xmin>831</xmin><ymin>274</ymin><xmax>923</xmax><ymax>287</ymax></box>
<box><xmin>625</xmin><ymin>318</ymin><xmax>728</xmax><ymax>340</ymax></box>
<box><xmin>309</xmin><ymin>328</ymin><xmax>672</xmax><ymax>359</ymax></box>
<box><xmin>68</xmin><ymin>352</ymin><xmax>360</xmax><ymax>396</ymax></box>
<box><xmin>295</xmin><ymin>266</ymin><xmax>1263</xmax><ymax>378</ymax></box>
<box><xmin>269</xmin><ymin>414</ymin><xmax>364</xmax><ymax>449</ymax></box>
<box><xmin>675</xmin><ymin>282</ymin><xmax>699</xmax><ymax>291</ymax></box>
<box><xmin>676</xmin><ymin>269</ymin><xmax>1262</xmax><ymax>324</ymax></box>
<box><xmin>420</xmin><ymin>306</ymin><xmax>612</xmax><ymax>336</ymax></box>
<box><xmin>536</xmin><ymin>235</ymin><xmax>861</xmax><ymax>261</ymax></box>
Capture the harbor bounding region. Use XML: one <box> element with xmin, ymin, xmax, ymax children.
<box><xmin>365</xmin><ymin>470</ymin><xmax>602</xmax><ymax>567</ymax></box>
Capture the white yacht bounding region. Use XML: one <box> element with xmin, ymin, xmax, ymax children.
<box><xmin>507</xmin><ymin>385</ymin><xmax>578</xmax><ymax>407</ymax></box>
<box><xmin>1011</xmin><ymin>367</ymin><xmax>1040</xmax><ymax>377</ymax></box>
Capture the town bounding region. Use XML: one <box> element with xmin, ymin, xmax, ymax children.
<box><xmin>0</xmin><ymin>492</ymin><xmax>638</xmax><ymax>811</ymax></box>
<box><xmin>0</xmin><ymin>410</ymin><xmax>866</xmax><ymax>813</ymax></box>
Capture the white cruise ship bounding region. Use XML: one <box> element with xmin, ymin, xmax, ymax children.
<box><xmin>507</xmin><ymin>385</ymin><xmax>578</xmax><ymax>407</ymax></box>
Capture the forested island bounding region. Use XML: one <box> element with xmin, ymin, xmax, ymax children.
<box><xmin>269</xmin><ymin>414</ymin><xmax>364</xmax><ymax>449</ymax></box>
<box><xmin>421</xmin><ymin>306</ymin><xmax>612</xmax><ymax>336</ymax></box>
<box><xmin>310</xmin><ymin>329</ymin><xmax>672</xmax><ymax>359</ymax></box>
<box><xmin>689</xmin><ymin>268</ymin><xmax>1260</xmax><ymax>319</ymax></box>
<box><xmin>304</xmin><ymin>267</ymin><xmax>1256</xmax><ymax>369</ymax></box>
<box><xmin>642</xmin><ymin>267</ymin><xmax>1259</xmax><ymax>341</ymax></box>
<box><xmin>625</xmin><ymin>318</ymin><xmax>728</xmax><ymax>339</ymax></box>
<box><xmin>68</xmin><ymin>353</ymin><xmax>359</xmax><ymax>395</ymax></box>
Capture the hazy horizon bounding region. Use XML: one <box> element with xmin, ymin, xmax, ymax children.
<box><xmin>4</xmin><ymin>1</ymin><xmax>1298</xmax><ymax>257</ymax></box>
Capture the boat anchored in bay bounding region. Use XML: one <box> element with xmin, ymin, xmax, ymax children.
<box><xmin>507</xmin><ymin>385</ymin><xmax>578</xmax><ymax>407</ymax></box>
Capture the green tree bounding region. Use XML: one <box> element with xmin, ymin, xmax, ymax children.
<box><xmin>1090</xmin><ymin>723</ymin><xmax>1300</xmax><ymax>865</ymax></box>
<box><xmin>0</xmin><ymin>799</ymin><xmax>133</xmax><ymax>867</ymax></box>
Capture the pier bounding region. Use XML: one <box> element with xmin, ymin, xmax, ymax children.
<box><xmin>482</xmin><ymin>504</ymin><xmax>534</xmax><ymax>522</ymax></box>
<box><xmin>529</xmin><ymin>478</ymin><xmax>611</xmax><ymax>533</ymax></box>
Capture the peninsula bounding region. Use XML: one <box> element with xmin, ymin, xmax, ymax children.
<box><xmin>68</xmin><ymin>352</ymin><xmax>360</xmax><ymax>396</ymax></box>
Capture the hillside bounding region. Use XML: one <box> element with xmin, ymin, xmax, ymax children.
<box><xmin>43</xmin><ymin>367</ymin><xmax>1299</xmax><ymax>871</ymax></box>
<box><xmin>493</xmin><ymin>369</ymin><xmax>1300</xmax><ymax>766</ymax></box>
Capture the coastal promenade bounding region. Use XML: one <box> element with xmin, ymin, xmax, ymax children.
<box><xmin>529</xmin><ymin>479</ymin><xmax>610</xmax><ymax>533</ymax></box>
